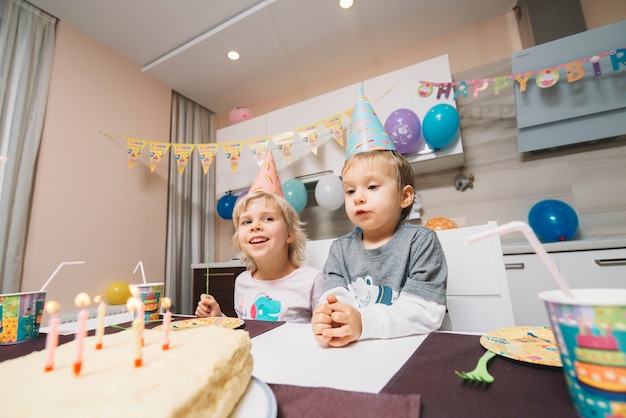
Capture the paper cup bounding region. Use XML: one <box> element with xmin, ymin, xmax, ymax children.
<box><xmin>135</xmin><ymin>283</ymin><xmax>164</xmax><ymax>321</ymax></box>
<box><xmin>540</xmin><ymin>289</ymin><xmax>626</xmax><ymax>417</ymax></box>
<box><xmin>0</xmin><ymin>291</ymin><xmax>47</xmax><ymax>345</ymax></box>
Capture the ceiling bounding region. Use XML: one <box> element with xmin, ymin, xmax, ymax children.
<box><xmin>28</xmin><ymin>0</ymin><xmax>517</xmax><ymax>117</ymax></box>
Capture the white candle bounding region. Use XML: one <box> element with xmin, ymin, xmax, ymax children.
<box><xmin>161</xmin><ymin>297</ymin><xmax>172</xmax><ymax>350</ymax></box>
<box><xmin>44</xmin><ymin>300</ymin><xmax>60</xmax><ymax>372</ymax></box>
<box><xmin>94</xmin><ymin>294</ymin><xmax>106</xmax><ymax>350</ymax></box>
<box><xmin>129</xmin><ymin>285</ymin><xmax>145</xmax><ymax>346</ymax></box>
<box><xmin>73</xmin><ymin>292</ymin><xmax>91</xmax><ymax>376</ymax></box>
<box><xmin>126</xmin><ymin>297</ymin><xmax>143</xmax><ymax>367</ymax></box>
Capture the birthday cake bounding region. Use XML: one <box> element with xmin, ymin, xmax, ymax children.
<box><xmin>0</xmin><ymin>325</ymin><xmax>253</xmax><ymax>418</ymax></box>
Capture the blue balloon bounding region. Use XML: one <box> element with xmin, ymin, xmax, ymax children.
<box><xmin>528</xmin><ymin>199</ymin><xmax>579</xmax><ymax>242</ymax></box>
<box><xmin>217</xmin><ymin>193</ymin><xmax>237</xmax><ymax>220</ymax></box>
<box><xmin>422</xmin><ymin>104</ymin><xmax>460</xmax><ymax>150</ymax></box>
<box><xmin>282</xmin><ymin>178</ymin><xmax>308</xmax><ymax>213</ymax></box>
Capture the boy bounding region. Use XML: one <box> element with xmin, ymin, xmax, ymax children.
<box><xmin>311</xmin><ymin>87</ymin><xmax>447</xmax><ymax>347</ymax></box>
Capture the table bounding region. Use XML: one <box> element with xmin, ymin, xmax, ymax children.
<box><xmin>251</xmin><ymin>323</ymin><xmax>578</xmax><ymax>418</ymax></box>
<box><xmin>1</xmin><ymin>318</ymin><xmax>578</xmax><ymax>417</ymax></box>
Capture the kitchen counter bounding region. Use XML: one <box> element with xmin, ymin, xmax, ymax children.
<box><xmin>502</xmin><ymin>236</ymin><xmax>626</xmax><ymax>255</ymax></box>
<box><xmin>191</xmin><ymin>261</ymin><xmax>245</xmax><ymax>269</ymax></box>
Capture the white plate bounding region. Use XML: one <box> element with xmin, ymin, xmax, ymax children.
<box><xmin>231</xmin><ymin>376</ymin><xmax>277</xmax><ymax>418</ymax></box>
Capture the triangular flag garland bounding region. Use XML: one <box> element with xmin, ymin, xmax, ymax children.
<box><xmin>107</xmin><ymin>46</ymin><xmax>625</xmax><ymax>175</ymax></box>
<box><xmin>271</xmin><ymin>131</ymin><xmax>295</xmax><ymax>163</ymax></box>
<box><xmin>247</xmin><ymin>137</ymin><xmax>270</xmax><ymax>167</ymax></box>
<box><xmin>196</xmin><ymin>143</ymin><xmax>219</xmax><ymax>175</ymax></box>
<box><xmin>149</xmin><ymin>142</ymin><xmax>171</xmax><ymax>173</ymax></box>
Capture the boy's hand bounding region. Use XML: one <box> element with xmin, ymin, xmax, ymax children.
<box><xmin>312</xmin><ymin>294</ymin><xmax>362</xmax><ymax>347</ymax></box>
<box><xmin>195</xmin><ymin>294</ymin><xmax>222</xmax><ymax>317</ymax></box>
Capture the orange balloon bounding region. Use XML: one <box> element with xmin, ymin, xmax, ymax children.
<box><xmin>425</xmin><ymin>217</ymin><xmax>458</xmax><ymax>231</ymax></box>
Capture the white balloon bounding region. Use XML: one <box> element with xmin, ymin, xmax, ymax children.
<box><xmin>315</xmin><ymin>174</ymin><xmax>344</xmax><ymax>210</ymax></box>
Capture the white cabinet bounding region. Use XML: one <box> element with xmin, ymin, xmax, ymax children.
<box><xmin>215</xmin><ymin>55</ymin><xmax>464</xmax><ymax>196</ymax></box>
<box><xmin>504</xmin><ymin>248</ymin><xmax>626</xmax><ymax>326</ymax></box>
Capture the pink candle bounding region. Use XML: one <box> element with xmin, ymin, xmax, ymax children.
<box><xmin>161</xmin><ymin>297</ymin><xmax>172</xmax><ymax>350</ymax></box>
<box><xmin>94</xmin><ymin>294</ymin><xmax>106</xmax><ymax>350</ymax></box>
<box><xmin>73</xmin><ymin>292</ymin><xmax>91</xmax><ymax>376</ymax></box>
<box><xmin>44</xmin><ymin>301</ymin><xmax>60</xmax><ymax>372</ymax></box>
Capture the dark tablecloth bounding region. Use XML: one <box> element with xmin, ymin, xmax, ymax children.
<box><xmin>381</xmin><ymin>332</ymin><xmax>577</xmax><ymax>418</ymax></box>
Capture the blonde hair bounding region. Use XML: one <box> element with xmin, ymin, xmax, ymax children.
<box><xmin>231</xmin><ymin>191</ymin><xmax>307</xmax><ymax>270</ymax></box>
<box><xmin>342</xmin><ymin>149</ymin><xmax>415</xmax><ymax>222</ymax></box>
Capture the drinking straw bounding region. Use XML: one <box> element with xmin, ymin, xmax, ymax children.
<box><xmin>465</xmin><ymin>221</ymin><xmax>575</xmax><ymax>298</ymax></box>
<box><xmin>133</xmin><ymin>261</ymin><xmax>147</xmax><ymax>284</ymax></box>
<box><xmin>205</xmin><ymin>252</ymin><xmax>210</xmax><ymax>295</ymax></box>
<box><xmin>39</xmin><ymin>261</ymin><xmax>86</xmax><ymax>291</ymax></box>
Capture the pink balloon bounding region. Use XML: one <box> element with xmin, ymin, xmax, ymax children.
<box><xmin>384</xmin><ymin>109</ymin><xmax>422</xmax><ymax>155</ymax></box>
<box><xmin>229</xmin><ymin>107</ymin><xmax>254</xmax><ymax>125</ymax></box>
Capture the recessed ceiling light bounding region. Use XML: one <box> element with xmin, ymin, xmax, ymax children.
<box><xmin>227</xmin><ymin>51</ymin><xmax>240</xmax><ymax>61</ymax></box>
<box><xmin>339</xmin><ymin>0</ymin><xmax>354</xmax><ymax>9</ymax></box>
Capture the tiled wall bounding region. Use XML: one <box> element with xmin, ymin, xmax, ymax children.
<box><xmin>301</xmin><ymin>58</ymin><xmax>626</xmax><ymax>244</ymax></box>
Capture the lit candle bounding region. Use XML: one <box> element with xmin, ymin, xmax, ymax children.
<box><xmin>44</xmin><ymin>300</ymin><xmax>60</xmax><ymax>372</ymax></box>
<box><xmin>73</xmin><ymin>292</ymin><xmax>91</xmax><ymax>376</ymax></box>
<box><xmin>94</xmin><ymin>294</ymin><xmax>106</xmax><ymax>350</ymax></box>
<box><xmin>161</xmin><ymin>297</ymin><xmax>172</xmax><ymax>350</ymax></box>
<box><xmin>126</xmin><ymin>296</ymin><xmax>143</xmax><ymax>368</ymax></box>
<box><xmin>129</xmin><ymin>285</ymin><xmax>145</xmax><ymax>346</ymax></box>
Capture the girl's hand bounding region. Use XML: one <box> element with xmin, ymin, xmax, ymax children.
<box><xmin>195</xmin><ymin>294</ymin><xmax>222</xmax><ymax>317</ymax></box>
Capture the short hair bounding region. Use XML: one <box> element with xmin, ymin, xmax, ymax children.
<box><xmin>341</xmin><ymin>149</ymin><xmax>415</xmax><ymax>222</ymax></box>
<box><xmin>231</xmin><ymin>191</ymin><xmax>307</xmax><ymax>270</ymax></box>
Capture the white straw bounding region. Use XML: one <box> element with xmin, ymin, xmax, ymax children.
<box><xmin>133</xmin><ymin>261</ymin><xmax>147</xmax><ymax>284</ymax></box>
<box><xmin>39</xmin><ymin>261</ymin><xmax>86</xmax><ymax>291</ymax></box>
<box><xmin>465</xmin><ymin>221</ymin><xmax>575</xmax><ymax>299</ymax></box>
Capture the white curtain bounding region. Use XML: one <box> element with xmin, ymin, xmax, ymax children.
<box><xmin>0</xmin><ymin>0</ymin><xmax>56</xmax><ymax>293</ymax></box>
<box><xmin>165</xmin><ymin>92</ymin><xmax>215</xmax><ymax>314</ymax></box>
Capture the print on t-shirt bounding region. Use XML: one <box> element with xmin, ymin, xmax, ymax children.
<box><xmin>248</xmin><ymin>293</ymin><xmax>282</xmax><ymax>321</ymax></box>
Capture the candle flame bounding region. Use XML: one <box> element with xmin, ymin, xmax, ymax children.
<box><xmin>45</xmin><ymin>300</ymin><xmax>60</xmax><ymax>314</ymax></box>
<box><xmin>161</xmin><ymin>297</ymin><xmax>172</xmax><ymax>310</ymax></box>
<box><xmin>126</xmin><ymin>296</ymin><xmax>142</xmax><ymax>312</ymax></box>
<box><xmin>129</xmin><ymin>284</ymin><xmax>138</xmax><ymax>298</ymax></box>
<box><xmin>74</xmin><ymin>292</ymin><xmax>91</xmax><ymax>308</ymax></box>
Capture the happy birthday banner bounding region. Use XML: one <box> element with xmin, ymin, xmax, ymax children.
<box><xmin>419</xmin><ymin>47</ymin><xmax>625</xmax><ymax>100</ymax></box>
<box><xmin>107</xmin><ymin>47</ymin><xmax>625</xmax><ymax>176</ymax></box>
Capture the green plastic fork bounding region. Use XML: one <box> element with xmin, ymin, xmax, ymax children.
<box><xmin>454</xmin><ymin>350</ymin><xmax>496</xmax><ymax>383</ymax></box>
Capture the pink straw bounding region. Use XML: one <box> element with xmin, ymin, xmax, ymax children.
<box><xmin>465</xmin><ymin>221</ymin><xmax>575</xmax><ymax>299</ymax></box>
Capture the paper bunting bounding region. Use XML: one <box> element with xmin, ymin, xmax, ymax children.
<box><xmin>222</xmin><ymin>141</ymin><xmax>243</xmax><ymax>172</ymax></box>
<box><xmin>297</xmin><ymin>124</ymin><xmax>320</xmax><ymax>156</ymax></box>
<box><xmin>149</xmin><ymin>142</ymin><xmax>171</xmax><ymax>172</ymax></box>
<box><xmin>320</xmin><ymin>114</ymin><xmax>344</xmax><ymax>147</ymax></box>
<box><xmin>196</xmin><ymin>143</ymin><xmax>219</xmax><ymax>175</ymax></box>
<box><xmin>271</xmin><ymin>131</ymin><xmax>295</xmax><ymax>163</ymax></box>
<box><xmin>127</xmin><ymin>138</ymin><xmax>146</xmax><ymax>169</ymax></box>
<box><xmin>172</xmin><ymin>144</ymin><xmax>195</xmax><ymax>175</ymax></box>
<box><xmin>247</xmin><ymin>137</ymin><xmax>270</xmax><ymax>167</ymax></box>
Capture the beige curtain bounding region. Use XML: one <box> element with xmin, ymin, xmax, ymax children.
<box><xmin>165</xmin><ymin>92</ymin><xmax>215</xmax><ymax>314</ymax></box>
<box><xmin>0</xmin><ymin>0</ymin><xmax>56</xmax><ymax>293</ymax></box>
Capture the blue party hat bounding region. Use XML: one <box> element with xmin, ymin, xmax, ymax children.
<box><xmin>345</xmin><ymin>84</ymin><xmax>396</xmax><ymax>159</ymax></box>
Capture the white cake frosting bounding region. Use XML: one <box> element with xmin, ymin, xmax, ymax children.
<box><xmin>0</xmin><ymin>325</ymin><xmax>253</xmax><ymax>418</ymax></box>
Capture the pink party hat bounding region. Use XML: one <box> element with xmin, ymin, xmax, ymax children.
<box><xmin>249</xmin><ymin>150</ymin><xmax>284</xmax><ymax>196</ymax></box>
<box><xmin>346</xmin><ymin>84</ymin><xmax>396</xmax><ymax>159</ymax></box>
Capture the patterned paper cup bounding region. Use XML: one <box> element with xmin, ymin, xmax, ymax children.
<box><xmin>135</xmin><ymin>283</ymin><xmax>164</xmax><ymax>321</ymax></box>
<box><xmin>0</xmin><ymin>291</ymin><xmax>47</xmax><ymax>345</ymax></box>
<box><xmin>540</xmin><ymin>289</ymin><xmax>626</xmax><ymax>418</ymax></box>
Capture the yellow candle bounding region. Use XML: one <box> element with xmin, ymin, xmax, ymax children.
<box><xmin>44</xmin><ymin>300</ymin><xmax>60</xmax><ymax>372</ymax></box>
<box><xmin>94</xmin><ymin>294</ymin><xmax>106</xmax><ymax>350</ymax></box>
<box><xmin>73</xmin><ymin>292</ymin><xmax>90</xmax><ymax>376</ymax></box>
<box><xmin>161</xmin><ymin>297</ymin><xmax>172</xmax><ymax>350</ymax></box>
